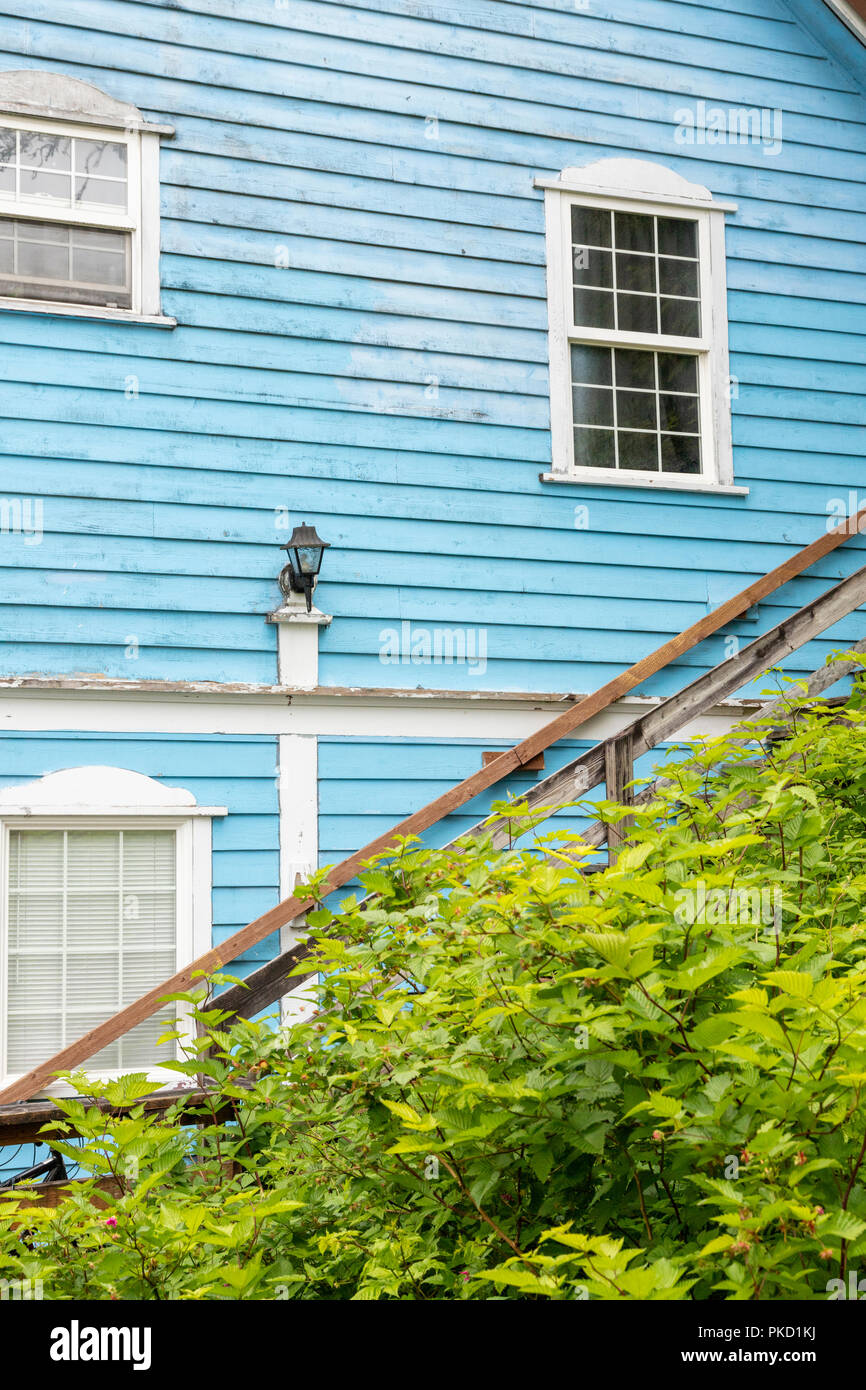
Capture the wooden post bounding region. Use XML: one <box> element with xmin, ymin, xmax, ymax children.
<box><xmin>604</xmin><ymin>731</ymin><xmax>634</xmax><ymax>862</ymax></box>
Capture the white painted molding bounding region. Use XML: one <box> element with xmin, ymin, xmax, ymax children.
<box><xmin>0</xmin><ymin>765</ymin><xmax>227</xmax><ymax>816</ymax></box>
<box><xmin>0</xmin><ymin>70</ymin><xmax>173</xmax><ymax>134</ymax></box>
<box><xmin>0</xmin><ymin>692</ymin><xmax>761</xmax><ymax>743</ymax></box>
<box><xmin>268</xmin><ymin>594</ymin><xmax>332</xmax><ymax>689</ymax></box>
<box><xmin>535</xmin><ymin>158</ymin><xmax>737</xmax><ymax>212</ymax></box>
<box><xmin>540</xmin><ymin>472</ymin><xmax>748</xmax><ymax>496</ymax></box>
<box><xmin>278</xmin><ymin>733</ymin><xmax>319</xmax><ymax>1026</ymax></box>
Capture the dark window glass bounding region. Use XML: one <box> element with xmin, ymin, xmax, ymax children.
<box><xmin>656</xmin><ymin>216</ymin><xmax>697</xmax><ymax>258</ymax></box>
<box><xmin>574</xmin><ymin>427</ymin><xmax>615</xmax><ymax>469</ymax></box>
<box><xmin>572</xmin><ymin>385</ymin><xmax>614</xmax><ymax>427</ymax></box>
<box><xmin>615</xmin><ymin>251</ymin><xmax>656</xmax><ymax>294</ymax></box>
<box><xmin>659</xmin><ymin>296</ymin><xmax>700</xmax><ymax>337</ymax></box>
<box><xmin>658</xmin><ymin>256</ymin><xmax>699</xmax><ymax>298</ymax></box>
<box><xmin>614</xmin><ymin>348</ymin><xmax>655</xmax><ymax>390</ymax></box>
<box><xmin>660</xmin><ymin>433</ymin><xmax>701</xmax><ymax>473</ymax></box>
<box><xmin>618</xmin><ymin>431</ymin><xmax>660</xmax><ymax>471</ymax></box>
<box><xmin>571</xmin><ymin>343</ymin><xmax>612</xmax><ymax>386</ymax></box>
<box><xmin>616</xmin><ymin>389</ymin><xmax>657</xmax><ymax>431</ymax></box>
<box><xmin>614</xmin><ymin>211</ymin><xmax>654</xmax><ymax>252</ymax></box>
<box><xmin>659</xmin><ymin>393</ymin><xmax>699</xmax><ymax>433</ymax></box>
<box><xmin>573</xmin><ymin>287</ymin><xmax>615</xmax><ymax>329</ymax></box>
<box><xmin>571</xmin><ymin>205</ymin><xmax>611</xmax><ymax>248</ymax></box>
<box><xmin>617</xmin><ymin>292</ymin><xmax>657</xmax><ymax>334</ymax></box>
<box><xmin>573</xmin><ymin>246</ymin><xmax>612</xmax><ymax>288</ymax></box>
<box><xmin>657</xmin><ymin>353</ymin><xmax>698</xmax><ymax>395</ymax></box>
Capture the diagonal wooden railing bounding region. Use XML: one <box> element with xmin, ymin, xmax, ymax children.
<box><xmin>2</xmin><ymin>511</ymin><xmax>866</xmax><ymax>1105</ymax></box>
<box><xmin>210</xmin><ymin>559</ymin><xmax>866</xmax><ymax>1021</ymax></box>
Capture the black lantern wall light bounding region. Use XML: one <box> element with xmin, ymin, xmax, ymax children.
<box><xmin>279</xmin><ymin>522</ymin><xmax>330</xmax><ymax>613</ymax></box>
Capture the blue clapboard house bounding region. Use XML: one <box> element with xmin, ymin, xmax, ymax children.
<box><xmin>0</xmin><ymin>0</ymin><xmax>864</xmax><ymax>1105</ymax></box>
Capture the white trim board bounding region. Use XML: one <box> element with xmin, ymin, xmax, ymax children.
<box><xmin>0</xmin><ymin>689</ymin><xmax>762</xmax><ymax>745</ymax></box>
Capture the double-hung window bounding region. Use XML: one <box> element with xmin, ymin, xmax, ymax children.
<box><xmin>0</xmin><ymin>70</ymin><xmax>172</xmax><ymax>322</ymax></box>
<box><xmin>539</xmin><ymin>159</ymin><xmax>739</xmax><ymax>493</ymax></box>
<box><xmin>0</xmin><ymin>119</ymin><xmax>137</xmax><ymax>309</ymax></box>
<box><xmin>0</xmin><ymin>767</ymin><xmax>224</xmax><ymax>1094</ymax></box>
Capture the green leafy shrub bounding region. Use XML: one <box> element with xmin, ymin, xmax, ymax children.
<box><xmin>5</xmin><ymin>666</ymin><xmax>866</xmax><ymax>1299</ymax></box>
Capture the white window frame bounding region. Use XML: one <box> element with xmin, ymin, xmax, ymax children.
<box><xmin>537</xmin><ymin>159</ymin><xmax>744</xmax><ymax>496</ymax></box>
<box><xmin>0</xmin><ymin>70</ymin><xmax>174</xmax><ymax>326</ymax></box>
<box><xmin>0</xmin><ymin>767</ymin><xmax>226</xmax><ymax>1095</ymax></box>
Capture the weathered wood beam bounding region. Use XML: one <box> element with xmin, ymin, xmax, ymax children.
<box><xmin>604</xmin><ymin>731</ymin><xmax>635</xmax><ymax>862</ymax></box>
<box><xmin>0</xmin><ymin>1087</ymin><xmax>231</xmax><ymax>1147</ymax></box>
<box><xmin>475</xmin><ymin>565</ymin><xmax>866</xmax><ymax>850</ymax></box>
<box><xmin>214</xmin><ymin>564</ymin><xmax>866</xmax><ymax>1022</ymax></box>
<box><xmin>3</xmin><ymin>513</ymin><xmax>864</xmax><ymax>1104</ymax></box>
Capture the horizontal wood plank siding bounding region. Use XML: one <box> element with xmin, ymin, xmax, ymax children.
<box><xmin>0</xmin><ymin>0</ymin><xmax>863</xmax><ymax>692</ymax></box>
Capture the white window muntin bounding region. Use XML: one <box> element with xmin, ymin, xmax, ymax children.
<box><xmin>544</xmin><ymin>177</ymin><xmax>734</xmax><ymax>490</ymax></box>
<box><xmin>0</xmin><ymin>112</ymin><xmax>149</xmax><ymax>315</ymax></box>
<box><xmin>0</xmin><ymin>812</ymin><xmax>209</xmax><ymax>1092</ymax></box>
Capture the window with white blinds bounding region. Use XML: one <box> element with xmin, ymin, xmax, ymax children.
<box><xmin>6</xmin><ymin>827</ymin><xmax>178</xmax><ymax>1073</ymax></box>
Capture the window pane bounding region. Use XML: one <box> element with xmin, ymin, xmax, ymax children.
<box><xmin>73</xmin><ymin>246</ymin><xmax>127</xmax><ymax>286</ymax></box>
<box><xmin>0</xmin><ymin>129</ymin><xmax>15</xmax><ymax>163</ymax></box>
<box><xmin>571</xmin><ymin>347</ymin><xmax>702</xmax><ymax>478</ymax></box>
<box><xmin>573</xmin><ymin>287</ymin><xmax>615</xmax><ymax>329</ymax></box>
<box><xmin>19</xmin><ymin>168</ymin><xmax>71</xmax><ymax>201</ymax></box>
<box><xmin>19</xmin><ymin>131</ymin><xmax>70</xmax><ymax>171</ymax></box>
<box><xmin>9</xmin><ymin>829</ymin><xmax>63</xmax><ymax>888</ymax></box>
<box><xmin>17</xmin><ymin>234</ymin><xmax>69</xmax><ymax>278</ymax></box>
<box><xmin>74</xmin><ymin>138</ymin><xmax>127</xmax><ymax>179</ymax></box>
<box><xmin>618</xmin><ymin>431</ymin><xmax>660</xmax><ymax>471</ymax></box>
<box><xmin>574</xmin><ymin>427</ymin><xmax>615</xmax><ymax>469</ymax></box>
<box><xmin>0</xmin><ymin>166</ymin><xmax>14</xmax><ymax>194</ymax></box>
<box><xmin>617</xmin><ymin>292</ymin><xmax>657</xmax><ymax>334</ymax></box>
<box><xmin>660</xmin><ymin>433</ymin><xmax>701</xmax><ymax>473</ymax></box>
<box><xmin>659</xmin><ymin>392</ymin><xmax>700</xmax><ymax>433</ymax></box>
<box><xmin>68</xmin><ymin>953</ymin><xmax>120</xmax><ymax>1008</ymax></box>
<box><xmin>8</xmin><ymin>894</ymin><xmax>64</xmax><ymax>952</ymax></box>
<box><xmin>659</xmin><ymin>297</ymin><xmax>701</xmax><ymax>337</ymax></box>
<box><xmin>656</xmin><ymin>216</ymin><xmax>697</xmax><ymax>258</ymax></box>
<box><xmin>67</xmin><ymin>892</ymin><xmax>120</xmax><ymax>951</ymax></box>
<box><xmin>616</xmin><ymin>389</ymin><xmax>657</xmax><ymax>431</ymax></box>
<box><xmin>658</xmin><ymin>256</ymin><xmax>699</xmax><ymax>298</ymax></box>
<box><xmin>123</xmin><ymin>891</ymin><xmax>177</xmax><ymax>950</ymax></box>
<box><xmin>67</xmin><ymin>830</ymin><xmax>119</xmax><ymax>888</ymax></box>
<box><xmin>0</xmin><ymin>216</ymin><xmax>132</xmax><ymax>307</ymax></box>
<box><xmin>571</xmin><ymin>204</ymin><xmax>610</xmax><ymax>248</ymax></box>
<box><xmin>123</xmin><ymin>831</ymin><xmax>176</xmax><ymax>889</ymax></box>
<box><xmin>657</xmin><ymin>353</ymin><xmax>698</xmax><ymax>395</ymax></box>
<box><xmin>614</xmin><ymin>348</ymin><xmax>655</xmax><ymax>390</ymax></box>
<box><xmin>75</xmin><ymin>175</ymin><xmax>126</xmax><ymax>208</ymax></box>
<box><xmin>570</xmin><ymin>343</ymin><xmax>612</xmax><ymax>386</ymax></box>
<box><xmin>614</xmin><ymin>211</ymin><xmax>654</xmax><ymax>252</ymax></box>
<box><xmin>7</xmin><ymin>1015</ymin><xmax>63</xmax><ymax>1071</ymax></box>
<box><xmin>615</xmin><ymin>251</ymin><xmax>656</xmax><ymax>294</ymax></box>
<box><xmin>572</xmin><ymin>384</ymin><xmax>613</xmax><ymax>427</ymax></box>
<box><xmin>7</xmin><ymin>953</ymin><xmax>63</xmax><ymax>1009</ymax></box>
<box><xmin>573</xmin><ymin>246</ymin><xmax>612</xmax><ymax>288</ymax></box>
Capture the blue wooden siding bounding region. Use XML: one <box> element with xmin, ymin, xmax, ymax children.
<box><xmin>0</xmin><ymin>0</ymin><xmax>864</xmax><ymax>695</ymax></box>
